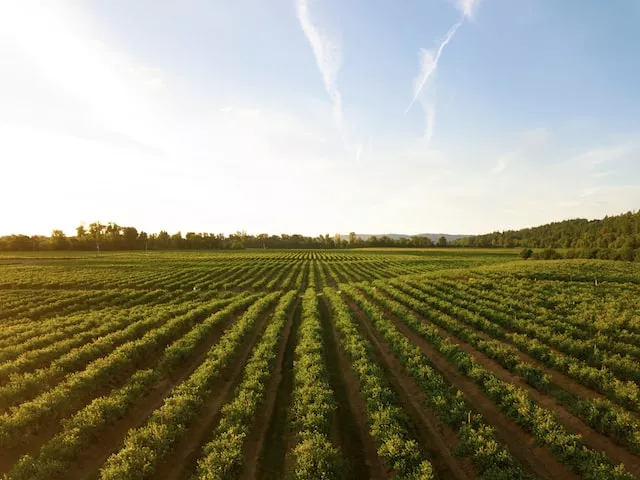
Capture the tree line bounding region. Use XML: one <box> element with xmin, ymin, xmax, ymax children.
<box><xmin>454</xmin><ymin>210</ymin><xmax>640</xmax><ymax>262</ymax></box>
<box><xmin>0</xmin><ymin>222</ymin><xmax>448</xmax><ymax>251</ymax></box>
<box><xmin>453</xmin><ymin>210</ymin><xmax>640</xmax><ymax>249</ymax></box>
<box><xmin>4</xmin><ymin>210</ymin><xmax>640</xmax><ymax>259</ymax></box>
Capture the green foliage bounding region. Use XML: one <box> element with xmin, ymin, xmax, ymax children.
<box><xmin>519</xmin><ymin>248</ymin><xmax>533</xmax><ymax>259</ymax></box>
<box><xmin>324</xmin><ymin>288</ymin><xmax>435</xmax><ymax>479</ymax></box>
<box><xmin>193</xmin><ymin>291</ymin><xmax>297</xmax><ymax>479</ymax></box>
<box><xmin>289</xmin><ymin>288</ymin><xmax>340</xmax><ymax>479</ymax></box>
<box><xmin>99</xmin><ymin>292</ymin><xmax>281</xmax><ymax>479</ymax></box>
<box><xmin>2</xmin><ymin>250</ymin><xmax>640</xmax><ymax>478</ymax></box>
<box><xmin>364</xmin><ymin>280</ymin><xmax>636</xmax><ymax>479</ymax></box>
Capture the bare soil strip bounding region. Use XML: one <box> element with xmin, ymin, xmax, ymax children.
<box><xmin>63</xmin><ymin>307</ymin><xmax>248</xmax><ymax>480</ymax></box>
<box><xmin>1</xmin><ymin>306</ymin><xmax>218</xmax><ymax>474</ymax></box>
<box><xmin>321</xmin><ymin>262</ymin><xmax>338</xmax><ymax>288</ymax></box>
<box><xmin>344</xmin><ymin>298</ymin><xmax>479</xmax><ymax>480</ymax></box>
<box><xmin>149</xmin><ymin>304</ymin><xmax>278</xmax><ymax>480</ymax></box>
<box><xmin>395</xmin><ymin>297</ymin><xmax>640</xmax><ymax>475</ymax></box>
<box><xmin>428</xmin><ymin>296</ymin><xmax>634</xmax><ymax>407</ymax></box>
<box><xmin>239</xmin><ymin>298</ymin><xmax>299</xmax><ymax>480</ymax></box>
<box><xmin>360</xmin><ymin>296</ymin><xmax>580</xmax><ymax>480</ymax></box>
<box><xmin>319</xmin><ymin>296</ymin><xmax>386</xmax><ymax>480</ymax></box>
<box><xmin>256</xmin><ymin>300</ymin><xmax>302</xmax><ymax>480</ymax></box>
<box><xmin>313</xmin><ymin>261</ymin><xmax>322</xmax><ymax>291</ymax></box>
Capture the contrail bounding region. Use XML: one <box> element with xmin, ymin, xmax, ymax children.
<box><xmin>296</xmin><ymin>0</ymin><xmax>343</xmax><ymax>125</ymax></box>
<box><xmin>405</xmin><ymin>21</ymin><xmax>461</xmax><ymax>114</ymax></box>
<box><xmin>405</xmin><ymin>0</ymin><xmax>480</xmax><ymax>115</ymax></box>
<box><xmin>457</xmin><ymin>0</ymin><xmax>480</xmax><ymax>21</ymax></box>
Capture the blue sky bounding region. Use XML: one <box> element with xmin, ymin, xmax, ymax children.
<box><xmin>1</xmin><ymin>0</ymin><xmax>639</xmax><ymax>236</ymax></box>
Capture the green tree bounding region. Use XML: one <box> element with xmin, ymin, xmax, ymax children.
<box><xmin>88</xmin><ymin>222</ymin><xmax>105</xmax><ymax>253</ymax></box>
<box><xmin>50</xmin><ymin>230</ymin><xmax>69</xmax><ymax>250</ymax></box>
<box><xmin>348</xmin><ymin>232</ymin><xmax>357</xmax><ymax>246</ymax></box>
<box><xmin>122</xmin><ymin>227</ymin><xmax>138</xmax><ymax>250</ymax></box>
<box><xmin>519</xmin><ymin>248</ymin><xmax>533</xmax><ymax>259</ymax></box>
<box><xmin>436</xmin><ymin>236</ymin><xmax>447</xmax><ymax>248</ymax></box>
<box><xmin>139</xmin><ymin>231</ymin><xmax>149</xmax><ymax>252</ymax></box>
<box><xmin>170</xmin><ymin>232</ymin><xmax>183</xmax><ymax>249</ymax></box>
<box><xmin>155</xmin><ymin>231</ymin><xmax>169</xmax><ymax>249</ymax></box>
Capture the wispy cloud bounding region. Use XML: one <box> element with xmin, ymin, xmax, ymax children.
<box><xmin>355</xmin><ymin>143</ymin><xmax>363</xmax><ymax>161</ymax></box>
<box><xmin>456</xmin><ymin>0</ymin><xmax>481</xmax><ymax>20</ymax></box>
<box><xmin>489</xmin><ymin>127</ymin><xmax>550</xmax><ymax>175</ymax></box>
<box><xmin>405</xmin><ymin>22</ymin><xmax>461</xmax><ymax>114</ymax></box>
<box><xmin>568</xmin><ymin>145</ymin><xmax>631</xmax><ymax>167</ymax></box>
<box><xmin>491</xmin><ymin>151</ymin><xmax>517</xmax><ymax>174</ymax></box>
<box><xmin>406</xmin><ymin>0</ymin><xmax>481</xmax><ymax>150</ymax></box>
<box><xmin>296</xmin><ymin>0</ymin><xmax>342</xmax><ymax>126</ymax></box>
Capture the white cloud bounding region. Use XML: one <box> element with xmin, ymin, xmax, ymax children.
<box><xmin>590</xmin><ymin>171</ymin><xmax>613</xmax><ymax>179</ymax></box>
<box><xmin>355</xmin><ymin>144</ymin><xmax>363</xmax><ymax>161</ymax></box>
<box><xmin>405</xmin><ymin>0</ymin><xmax>482</xmax><ymax>153</ymax></box>
<box><xmin>568</xmin><ymin>145</ymin><xmax>631</xmax><ymax>167</ymax></box>
<box><xmin>296</xmin><ymin>0</ymin><xmax>342</xmax><ymax>125</ymax></box>
<box><xmin>491</xmin><ymin>151</ymin><xmax>516</xmax><ymax>174</ymax></box>
<box><xmin>488</xmin><ymin>127</ymin><xmax>550</xmax><ymax>174</ymax></box>
<box><xmin>405</xmin><ymin>22</ymin><xmax>461</xmax><ymax>114</ymax></box>
<box><xmin>456</xmin><ymin>0</ymin><xmax>481</xmax><ymax>20</ymax></box>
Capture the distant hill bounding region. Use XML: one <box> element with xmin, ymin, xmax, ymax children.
<box><xmin>346</xmin><ymin>233</ymin><xmax>468</xmax><ymax>242</ymax></box>
<box><xmin>453</xmin><ymin>210</ymin><xmax>640</xmax><ymax>250</ymax></box>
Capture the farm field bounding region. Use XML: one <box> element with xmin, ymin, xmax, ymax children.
<box><xmin>0</xmin><ymin>250</ymin><xmax>639</xmax><ymax>479</ymax></box>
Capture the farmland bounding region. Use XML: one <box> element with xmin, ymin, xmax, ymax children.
<box><xmin>0</xmin><ymin>249</ymin><xmax>639</xmax><ymax>479</ymax></box>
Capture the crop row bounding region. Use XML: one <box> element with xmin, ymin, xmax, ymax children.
<box><xmin>323</xmin><ymin>288</ymin><xmax>435</xmax><ymax>479</ymax></box>
<box><xmin>431</xmin><ymin>278</ymin><xmax>640</xmax><ymax>372</ymax></box>
<box><xmin>288</xmin><ymin>288</ymin><xmax>340</xmax><ymax>479</ymax></box>
<box><xmin>373</xmin><ymin>282</ymin><xmax>640</xmax><ymax>453</ymax></box>
<box><xmin>99</xmin><ymin>291</ymin><xmax>281</xmax><ymax>479</ymax></box>
<box><xmin>394</xmin><ymin>280</ymin><xmax>640</xmax><ymax>415</ymax></box>
<box><xmin>350</xmin><ymin>283</ymin><xmax>635</xmax><ymax>479</ymax></box>
<box><xmin>193</xmin><ymin>290</ymin><xmax>297</xmax><ymax>478</ymax></box>
<box><xmin>0</xmin><ymin>294</ymin><xmax>257</xmax><ymax>448</ymax></box>
<box><xmin>340</xmin><ymin>284</ymin><xmax>535</xmax><ymax>480</ymax></box>
<box><xmin>8</xmin><ymin>292</ymin><xmax>270</xmax><ymax>479</ymax></box>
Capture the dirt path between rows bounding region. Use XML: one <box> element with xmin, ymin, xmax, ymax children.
<box><xmin>0</xmin><ymin>304</ymin><xmax>228</xmax><ymax>475</ymax></box>
<box><xmin>416</xmin><ymin>282</ymin><xmax>640</xmax><ymax>388</ymax></box>
<box><xmin>149</xmin><ymin>304</ymin><xmax>278</xmax><ymax>480</ymax></box>
<box><xmin>410</xmin><ymin>283</ymin><xmax>640</xmax><ymax>409</ymax></box>
<box><xmin>319</xmin><ymin>296</ymin><xmax>386</xmax><ymax>479</ymax></box>
<box><xmin>240</xmin><ymin>297</ymin><xmax>299</xmax><ymax>480</ymax></box>
<box><xmin>255</xmin><ymin>299</ymin><xmax>301</xmax><ymax>480</ymax></box>
<box><xmin>344</xmin><ymin>297</ymin><xmax>478</xmax><ymax>480</ymax></box>
<box><xmin>65</xmin><ymin>307</ymin><xmax>251</xmax><ymax>480</ymax></box>
<box><xmin>391</xmin><ymin>294</ymin><xmax>640</xmax><ymax>475</ymax></box>
<box><xmin>321</xmin><ymin>263</ymin><xmax>338</xmax><ymax>288</ymax></box>
<box><xmin>349</xmin><ymin>293</ymin><xmax>579</xmax><ymax>480</ymax></box>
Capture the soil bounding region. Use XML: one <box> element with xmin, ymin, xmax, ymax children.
<box><xmin>254</xmin><ymin>299</ymin><xmax>302</xmax><ymax>480</ymax></box>
<box><xmin>344</xmin><ymin>297</ymin><xmax>479</xmax><ymax>480</ymax></box>
<box><xmin>321</xmin><ymin>262</ymin><xmax>338</xmax><ymax>288</ymax></box>
<box><xmin>148</xmin><ymin>303</ymin><xmax>278</xmax><ymax>480</ymax></box>
<box><xmin>388</xmin><ymin>295</ymin><xmax>640</xmax><ymax>476</ymax></box>
<box><xmin>64</xmin><ymin>306</ymin><xmax>254</xmax><ymax>480</ymax></box>
<box><xmin>319</xmin><ymin>297</ymin><xmax>386</xmax><ymax>480</ymax></box>
<box><xmin>0</xmin><ymin>308</ymin><xmax>218</xmax><ymax>475</ymax></box>
<box><xmin>345</xmin><ymin>293</ymin><xmax>579</xmax><ymax>480</ymax></box>
<box><xmin>240</xmin><ymin>298</ymin><xmax>299</xmax><ymax>479</ymax></box>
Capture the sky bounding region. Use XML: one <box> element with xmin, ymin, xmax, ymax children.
<box><xmin>1</xmin><ymin>0</ymin><xmax>640</xmax><ymax>237</ymax></box>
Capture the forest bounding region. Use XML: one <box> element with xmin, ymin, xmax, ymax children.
<box><xmin>2</xmin><ymin>210</ymin><xmax>640</xmax><ymax>262</ymax></box>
